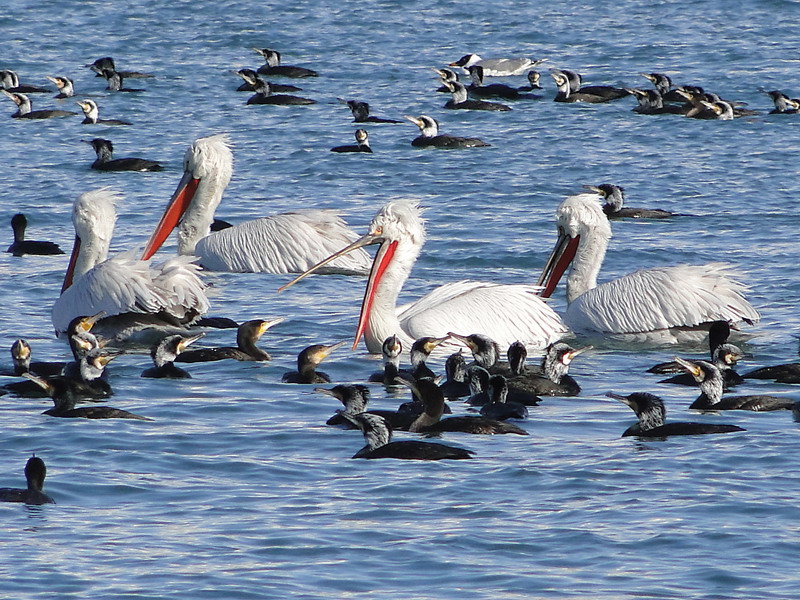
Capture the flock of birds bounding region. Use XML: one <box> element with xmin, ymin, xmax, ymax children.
<box><xmin>2</xmin><ymin>48</ymin><xmax>799</xmax><ymax>503</ymax></box>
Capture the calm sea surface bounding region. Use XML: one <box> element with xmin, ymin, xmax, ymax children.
<box><xmin>2</xmin><ymin>0</ymin><xmax>800</xmax><ymax>598</ymax></box>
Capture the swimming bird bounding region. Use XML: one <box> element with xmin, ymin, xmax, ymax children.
<box><xmin>479</xmin><ymin>374</ymin><xmax>529</xmax><ymax>420</ymax></box>
<box><xmin>449</xmin><ymin>54</ymin><xmax>541</xmax><ymax>77</ymax></box>
<box><xmin>676</xmin><ymin>358</ymin><xmax>797</xmax><ymax>411</ymax></box>
<box><xmin>517</xmin><ymin>70</ymin><xmax>544</xmax><ymax>94</ymax></box>
<box><xmin>434</xmin><ymin>67</ymin><xmax>460</xmax><ymax>92</ymax></box>
<box><xmin>331</xmin><ymin>129</ymin><xmax>372</xmax><ymax>153</ymax></box>
<box><xmin>2</xmin><ymin>346</ymin><xmax>112</xmax><ymax>399</ymax></box>
<box><xmin>465</xmin><ymin>65</ymin><xmax>521</xmax><ymax>99</ymax></box>
<box><xmin>607</xmin><ymin>391</ymin><xmax>745</xmax><ymax>437</ymax></box>
<box><xmin>647</xmin><ymin>320</ymin><xmax>734</xmax><ymax>375</ymax></box>
<box><xmin>0</xmin><ymin>456</ymin><xmax>55</xmax><ymax>505</ymax></box>
<box><xmin>102</xmin><ymin>69</ymin><xmax>145</xmax><ymax>92</ymax></box>
<box><xmin>765</xmin><ymin>90</ymin><xmax>799</xmax><ymax>114</ymax></box>
<box><xmin>659</xmin><ymin>342</ymin><xmax>745</xmax><ymax>388</ymax></box>
<box><xmin>234</xmin><ymin>69</ymin><xmax>301</xmax><ymax>93</ymax></box>
<box><xmin>140</xmin><ymin>134</ymin><xmax>371</xmax><ymax>275</ymax></box>
<box><xmin>626</xmin><ymin>88</ymin><xmax>690</xmax><ymax>115</ymax></box>
<box><xmin>281</xmin><ymin>341</ymin><xmax>345</xmax><ymax>384</ymax></box>
<box><xmin>45</xmin><ymin>75</ymin><xmax>74</xmax><ymax>98</ymax></box>
<box><xmin>408</xmin><ymin>336</ymin><xmax>450</xmax><ymax>380</ymax></box>
<box><xmin>7</xmin><ymin>213</ymin><xmax>64</xmax><ymax>256</ymax></box>
<box><xmin>583</xmin><ymin>184</ymin><xmax>678</xmax><ymax>219</ymax></box>
<box><xmin>403</xmin><ymin>377</ymin><xmax>528</xmax><ymax>435</ymax></box>
<box><xmin>639</xmin><ymin>73</ymin><xmax>693</xmax><ymax>103</ymax></box>
<box><xmin>439</xmin><ymin>349</ymin><xmax>471</xmax><ymax>398</ymax></box>
<box><xmin>177</xmin><ymin>318</ymin><xmax>282</xmax><ymax>363</ymax></box>
<box><xmin>86</xmin><ymin>57</ymin><xmax>153</xmax><ymax>78</ymax></box>
<box><xmin>743</xmin><ymin>340</ymin><xmax>800</xmax><ymax>383</ymax></box>
<box><xmin>443</xmin><ymin>80</ymin><xmax>512</xmax><ymax>111</ymax></box>
<box><xmin>141</xmin><ymin>333</ymin><xmax>204</xmax><ymax>378</ymax></box>
<box><xmin>537</xmin><ymin>193</ymin><xmax>759</xmax><ymax>344</ymax></box>
<box><xmin>463</xmin><ymin>365</ymin><xmax>492</xmax><ymax>406</ymax></box>
<box><xmin>3</xmin><ymin>91</ymin><xmax>77</xmax><ymax>119</ymax></box>
<box><xmin>26</xmin><ymin>373</ymin><xmax>152</xmax><ymax>420</ymax></box>
<box><xmin>342</xmin><ymin>412</ymin><xmax>475</xmax><ymax>460</ymax></box>
<box><xmin>76</xmin><ymin>99</ymin><xmax>131</xmax><ymax>125</ymax></box>
<box><xmin>318</xmin><ymin>384</ymin><xmax>418</xmax><ymax>430</ymax></box>
<box><xmin>51</xmin><ymin>188</ymin><xmax>209</xmax><ymax>343</ymax></box>
<box><xmin>253</xmin><ymin>48</ymin><xmax>318</xmax><ymax>78</ymax></box>
<box><xmin>246</xmin><ymin>79</ymin><xmax>316</xmax><ymax>105</ymax></box>
<box><xmin>0</xmin><ymin>70</ymin><xmax>50</xmax><ymax>93</ymax></box>
<box><xmin>403</xmin><ymin>115</ymin><xmax>490</xmax><ymax>148</ymax></box>
<box><xmin>83</xmin><ymin>138</ymin><xmax>164</xmax><ymax>172</ymax></box>
<box><xmin>279</xmin><ymin>200</ymin><xmax>568</xmax><ymax>354</ymax></box>
<box><xmin>2</xmin><ymin>339</ymin><xmax>61</xmax><ymax>377</ymax></box>
<box><xmin>367</xmin><ymin>335</ymin><xmax>404</xmax><ymax>384</ymax></box>
<box><xmin>338</xmin><ymin>99</ymin><xmax>402</xmax><ymax>123</ymax></box>
<box><xmin>549</xmin><ymin>69</ymin><xmax>630</xmax><ymax>103</ymax></box>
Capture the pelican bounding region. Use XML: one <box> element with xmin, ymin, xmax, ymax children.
<box><xmin>279</xmin><ymin>200</ymin><xmax>568</xmax><ymax>354</ymax></box>
<box><xmin>140</xmin><ymin>134</ymin><xmax>371</xmax><ymax>275</ymax></box>
<box><xmin>537</xmin><ymin>193</ymin><xmax>760</xmax><ymax>344</ymax></box>
<box><xmin>51</xmin><ymin>188</ymin><xmax>209</xmax><ymax>343</ymax></box>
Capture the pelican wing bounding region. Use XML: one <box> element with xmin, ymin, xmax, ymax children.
<box><xmin>398</xmin><ymin>280</ymin><xmax>569</xmax><ymax>350</ymax></box>
<box><xmin>566</xmin><ymin>263</ymin><xmax>760</xmax><ymax>334</ymax></box>
<box><xmin>196</xmin><ymin>209</ymin><xmax>371</xmax><ymax>275</ymax></box>
<box><xmin>52</xmin><ymin>252</ymin><xmax>208</xmax><ymax>334</ymax></box>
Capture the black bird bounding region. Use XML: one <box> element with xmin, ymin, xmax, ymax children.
<box><xmin>141</xmin><ymin>333</ymin><xmax>204</xmax><ymax>378</ymax></box>
<box><xmin>76</xmin><ymin>99</ymin><xmax>131</xmax><ymax>125</ymax></box>
<box><xmin>517</xmin><ymin>70</ymin><xmax>544</xmax><ymax>95</ymax></box>
<box><xmin>3</xmin><ymin>91</ymin><xmax>77</xmax><ymax>119</ymax></box>
<box><xmin>743</xmin><ymin>339</ymin><xmax>800</xmax><ymax>383</ymax></box>
<box><xmin>584</xmin><ymin>183</ymin><xmax>678</xmax><ymax>219</ymax></box>
<box><xmin>177</xmin><ymin>318</ymin><xmax>283</xmax><ymax>363</ymax></box>
<box><xmin>434</xmin><ymin>67</ymin><xmax>460</xmax><ymax>93</ymax></box>
<box><xmin>1</xmin><ymin>339</ymin><xmax>64</xmax><ymax>377</ymax></box>
<box><xmin>317</xmin><ymin>384</ymin><xmax>416</xmax><ymax>430</ymax></box>
<box><xmin>0</xmin><ymin>456</ymin><xmax>55</xmax><ymax>505</ymax></box>
<box><xmin>465</xmin><ymin>65</ymin><xmax>520</xmax><ymax>99</ymax></box>
<box><xmin>45</xmin><ymin>75</ymin><xmax>74</xmax><ymax>98</ymax></box>
<box><xmin>246</xmin><ymin>79</ymin><xmax>316</xmax><ymax>105</ymax></box>
<box><xmin>7</xmin><ymin>213</ymin><xmax>64</xmax><ymax>256</ymax></box>
<box><xmin>331</xmin><ymin>129</ymin><xmax>372</xmax><ymax>153</ymax></box>
<box><xmin>443</xmin><ymin>80</ymin><xmax>512</xmax><ymax>111</ymax></box>
<box><xmin>25</xmin><ymin>373</ymin><xmax>152</xmax><ymax>420</ymax></box>
<box><xmin>339</xmin><ymin>99</ymin><xmax>402</xmax><ymax>123</ymax></box>
<box><xmin>479</xmin><ymin>375</ymin><xmax>529</xmax><ymax>420</ymax></box>
<box><xmin>626</xmin><ymin>88</ymin><xmax>690</xmax><ymax>116</ymax></box>
<box><xmin>83</xmin><ymin>138</ymin><xmax>163</xmax><ymax>172</ymax></box>
<box><xmin>408</xmin><ymin>336</ymin><xmax>449</xmax><ymax>380</ymax></box>
<box><xmin>660</xmin><ymin>343</ymin><xmax>745</xmax><ymax>388</ymax></box>
<box><xmin>550</xmin><ymin>69</ymin><xmax>630</xmax><ymax>103</ymax></box>
<box><xmin>447</xmin><ymin>332</ymin><xmax>502</xmax><ymax>370</ymax></box>
<box><xmin>4</xmin><ymin>347</ymin><xmax>114</xmax><ymax>400</ymax></box>
<box><xmin>676</xmin><ymin>358</ymin><xmax>798</xmax><ymax>411</ymax></box>
<box><xmin>404</xmin><ymin>377</ymin><xmax>528</xmax><ymax>435</ymax></box>
<box><xmin>765</xmin><ymin>90</ymin><xmax>799</xmax><ymax>114</ymax></box>
<box><xmin>86</xmin><ymin>57</ymin><xmax>153</xmax><ymax>79</ymax></box>
<box><xmin>0</xmin><ymin>70</ymin><xmax>51</xmax><ymax>93</ymax></box>
<box><xmin>342</xmin><ymin>412</ymin><xmax>474</xmax><ymax>460</ymax></box>
<box><xmin>253</xmin><ymin>48</ymin><xmax>318</xmax><ymax>78</ymax></box>
<box><xmin>234</xmin><ymin>68</ymin><xmax>302</xmax><ymax>93</ymax></box>
<box><xmin>282</xmin><ymin>342</ymin><xmax>345</xmax><ymax>383</ymax></box>
<box><xmin>639</xmin><ymin>72</ymin><xmax>694</xmax><ymax>103</ymax></box>
<box><xmin>368</xmin><ymin>335</ymin><xmax>405</xmax><ymax>385</ymax></box>
<box><xmin>607</xmin><ymin>391</ymin><xmax>745</xmax><ymax>437</ymax></box>
<box><xmin>439</xmin><ymin>349</ymin><xmax>471</xmax><ymax>398</ymax></box>
<box><xmin>102</xmin><ymin>69</ymin><xmax>145</xmax><ymax>92</ymax></box>
<box><xmin>404</xmin><ymin>114</ymin><xmax>490</xmax><ymax>149</ymax></box>
<box><xmin>464</xmin><ymin>365</ymin><xmax>492</xmax><ymax>406</ymax></box>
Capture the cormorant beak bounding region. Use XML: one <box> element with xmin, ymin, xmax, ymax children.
<box><xmin>79</xmin><ymin>311</ymin><xmax>106</xmax><ymax>331</ymax></box>
<box><xmin>12</xmin><ymin>341</ymin><xmax>30</xmax><ymax>361</ymax></box>
<box><xmin>314</xmin><ymin>341</ymin><xmax>346</xmax><ymax>362</ymax></box>
<box><xmin>423</xmin><ymin>336</ymin><xmax>450</xmax><ymax>354</ymax></box>
<box><xmin>537</xmin><ymin>226</ymin><xmax>580</xmax><ymax>298</ymax></box>
<box><xmin>581</xmin><ymin>184</ymin><xmax>604</xmax><ymax>195</ymax></box>
<box><xmin>177</xmin><ymin>332</ymin><xmax>205</xmax><ymax>354</ymax></box>
<box><xmin>447</xmin><ymin>332</ymin><xmax>476</xmax><ymax>352</ymax></box>
<box><xmin>22</xmin><ymin>373</ymin><xmax>54</xmax><ymax>394</ymax></box>
<box><xmin>605</xmin><ymin>391</ymin><xmax>633</xmax><ymax>407</ymax></box>
<box><xmin>674</xmin><ymin>357</ymin><xmax>702</xmax><ymax>378</ymax></box>
<box><xmin>563</xmin><ymin>346</ymin><xmax>592</xmax><ymax>364</ymax></box>
<box><xmin>141</xmin><ymin>168</ymin><xmax>200</xmax><ymax>260</ymax></box>
<box><xmin>403</xmin><ymin>115</ymin><xmax>423</xmax><ymax>128</ymax></box>
<box><xmin>258</xmin><ymin>317</ymin><xmax>285</xmax><ymax>337</ymax></box>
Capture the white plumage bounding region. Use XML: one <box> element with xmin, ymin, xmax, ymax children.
<box><xmin>51</xmin><ymin>188</ymin><xmax>208</xmax><ymax>339</ymax></box>
<box><xmin>142</xmin><ymin>134</ymin><xmax>370</xmax><ymax>275</ymax></box>
<box><xmin>283</xmin><ymin>200</ymin><xmax>568</xmax><ymax>354</ymax></box>
<box><xmin>538</xmin><ymin>193</ymin><xmax>760</xmax><ymax>343</ymax></box>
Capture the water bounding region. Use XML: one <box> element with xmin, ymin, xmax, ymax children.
<box><xmin>2</xmin><ymin>0</ymin><xmax>800</xmax><ymax>598</ymax></box>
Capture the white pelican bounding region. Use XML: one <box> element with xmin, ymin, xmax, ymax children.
<box><xmin>279</xmin><ymin>200</ymin><xmax>568</xmax><ymax>354</ymax></box>
<box><xmin>536</xmin><ymin>193</ymin><xmax>760</xmax><ymax>344</ymax></box>
<box><xmin>140</xmin><ymin>134</ymin><xmax>371</xmax><ymax>275</ymax></box>
<box><xmin>51</xmin><ymin>188</ymin><xmax>209</xmax><ymax>343</ymax></box>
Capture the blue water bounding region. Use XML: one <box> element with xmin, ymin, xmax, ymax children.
<box><xmin>2</xmin><ymin>0</ymin><xmax>800</xmax><ymax>598</ymax></box>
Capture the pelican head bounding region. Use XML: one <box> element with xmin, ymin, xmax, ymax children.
<box><xmin>62</xmin><ymin>189</ymin><xmax>121</xmax><ymax>292</ymax></box>
<box><xmin>142</xmin><ymin>134</ymin><xmax>234</xmax><ymax>260</ymax></box>
<box><xmin>279</xmin><ymin>200</ymin><xmax>425</xmax><ymax>351</ymax></box>
<box><xmin>537</xmin><ymin>193</ymin><xmax>611</xmax><ymax>301</ymax></box>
